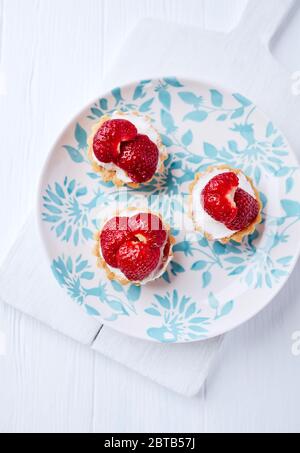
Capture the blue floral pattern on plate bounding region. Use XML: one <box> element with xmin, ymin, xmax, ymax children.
<box><xmin>38</xmin><ymin>78</ymin><xmax>300</xmax><ymax>343</ymax></box>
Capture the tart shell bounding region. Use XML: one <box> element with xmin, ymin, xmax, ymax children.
<box><xmin>93</xmin><ymin>207</ymin><xmax>175</xmax><ymax>286</ymax></box>
<box><xmin>189</xmin><ymin>165</ymin><xmax>263</xmax><ymax>244</ymax></box>
<box><xmin>87</xmin><ymin>111</ymin><xmax>168</xmax><ymax>188</ymax></box>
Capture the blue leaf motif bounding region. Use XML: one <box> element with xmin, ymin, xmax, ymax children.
<box><xmin>220</xmin><ymin>301</ymin><xmax>234</xmax><ymax>317</ymax></box>
<box><xmin>100</xmin><ymin>98</ymin><xmax>108</xmax><ymax>110</ymax></box>
<box><xmin>213</xmin><ymin>242</ymin><xmax>227</xmax><ymax>255</ymax></box>
<box><xmin>233</xmin><ymin>93</ymin><xmax>252</xmax><ymax>107</ymax></box>
<box><xmin>179</xmin><ymin>92</ymin><xmax>201</xmax><ymax>105</ymax></box>
<box><xmin>277</xmin><ymin>256</ymin><xmax>293</xmax><ymax>266</ymax></box>
<box><xmin>55</xmin><ymin>183</ymin><xmax>65</xmax><ymax>199</ymax></box>
<box><xmin>229</xmin><ymin>266</ymin><xmax>246</xmax><ymax>276</ymax></box>
<box><xmin>182</xmin><ymin>130</ymin><xmax>193</xmax><ymax>146</ymax></box>
<box><xmin>127</xmin><ymin>285</ymin><xmax>141</xmax><ymax>302</ymax></box>
<box><xmin>273</xmin><ymin>136</ymin><xmax>284</xmax><ymax>148</ymax></box>
<box><xmin>81</xmin><ymin>272</ymin><xmax>94</xmax><ymax>280</ymax></box>
<box><xmin>185</xmin><ymin>303</ymin><xmax>196</xmax><ymax>319</ymax></box>
<box><xmin>189</xmin><ymin>326</ymin><xmax>208</xmax><ymax>333</ymax></box>
<box><xmin>254</xmin><ymin>167</ymin><xmax>262</xmax><ymax>185</ymax></box>
<box><xmin>82</xmin><ymin>229</ymin><xmax>93</xmax><ymax>241</ymax></box>
<box><xmin>67</xmin><ymin>257</ymin><xmax>73</xmax><ymax>273</ymax></box>
<box><xmin>108</xmin><ymin>300</ymin><xmax>128</xmax><ymax>315</ymax></box>
<box><xmin>225</xmin><ymin>257</ymin><xmax>244</xmax><ymax>264</ymax></box>
<box><xmin>210</xmin><ymin>89</ymin><xmax>223</xmax><ymax>107</ymax></box>
<box><xmin>161</xmin><ymin>134</ymin><xmax>173</xmax><ymax>147</ymax></box>
<box><xmin>76</xmin><ymin>260</ymin><xmax>88</xmax><ymax>273</ymax></box>
<box><xmin>179</xmin><ymin>296</ymin><xmax>190</xmax><ymax>314</ymax></box>
<box><xmin>111</xmin><ymin>280</ymin><xmax>123</xmax><ymax>293</ymax></box>
<box><xmin>75</xmin><ymin>123</ymin><xmax>87</xmax><ymax>149</ymax></box>
<box><xmin>208</xmin><ymin>292</ymin><xmax>219</xmax><ymax>309</ymax></box>
<box><xmin>64</xmin><ymin>226</ymin><xmax>72</xmax><ymax>242</ymax></box>
<box><xmin>265</xmin><ymin>274</ymin><xmax>272</xmax><ymax>288</ymax></box>
<box><xmin>155</xmin><ymin>295</ymin><xmax>170</xmax><ymax>310</ymax></box>
<box><xmin>172</xmin><ymin>290</ymin><xmax>179</xmax><ymax>308</ymax></box>
<box><xmin>145</xmin><ymin>307</ymin><xmax>161</xmax><ymax>317</ymax></box>
<box><xmin>91</xmin><ymin>108</ymin><xmax>103</xmax><ymax>117</ymax></box>
<box><xmin>231</xmin><ymin>107</ymin><xmax>244</xmax><ymax>119</ymax></box>
<box><xmin>266</xmin><ymin>122</ymin><xmax>275</xmax><ymax>137</ymax></box>
<box><xmin>171</xmin><ymin>261</ymin><xmax>185</xmax><ymax>275</ymax></box>
<box><xmin>133</xmin><ymin>84</ymin><xmax>145</xmax><ymax>100</ymax></box>
<box><xmin>164</xmin><ymin>77</ymin><xmax>183</xmax><ymax>87</ymax></box>
<box><xmin>159</xmin><ymin>90</ymin><xmax>171</xmax><ymax>110</ymax></box>
<box><xmin>67</xmin><ymin>180</ymin><xmax>76</xmax><ymax>195</ymax></box>
<box><xmin>85</xmin><ymin>305</ymin><xmax>100</xmax><ymax>316</ymax></box>
<box><xmin>76</xmin><ymin>187</ymin><xmax>88</xmax><ymax>197</ymax></box>
<box><xmin>271</xmin><ymin>269</ymin><xmax>288</xmax><ymax>278</ymax></box>
<box><xmin>286</xmin><ymin>177</ymin><xmax>294</xmax><ymax>194</ymax></box>
<box><xmin>199</xmin><ymin>237</ymin><xmax>209</xmax><ymax>247</ymax></box>
<box><xmin>202</xmin><ymin>271</ymin><xmax>212</xmax><ymax>288</ymax></box>
<box><xmin>184</xmin><ymin>111</ymin><xmax>208</xmax><ymax>122</ymax></box>
<box><xmin>276</xmin><ymin>167</ymin><xmax>290</xmax><ymax>177</ymax></box>
<box><xmin>204</xmin><ymin>142</ymin><xmax>218</xmax><ymax>158</ymax></box>
<box><xmin>63</xmin><ymin>146</ymin><xmax>84</xmax><ymax>163</ymax></box>
<box><xmin>139</xmin><ymin>98</ymin><xmax>154</xmax><ymax>112</ymax></box>
<box><xmin>281</xmin><ymin>200</ymin><xmax>300</xmax><ymax>217</ymax></box>
<box><xmin>161</xmin><ymin>109</ymin><xmax>177</xmax><ymax>133</ymax></box>
<box><xmin>44</xmin><ymin>204</ymin><xmax>61</xmax><ymax>215</ymax></box>
<box><xmin>73</xmin><ymin>229</ymin><xmax>79</xmax><ymax>246</ymax></box>
<box><xmin>56</xmin><ymin>222</ymin><xmax>66</xmax><ymax>237</ymax></box>
<box><xmin>111</xmin><ymin>87</ymin><xmax>123</xmax><ymax>105</ymax></box>
<box><xmin>187</xmin><ymin>155</ymin><xmax>202</xmax><ymax>164</ymax></box>
<box><xmin>245</xmin><ymin>270</ymin><xmax>254</xmax><ymax>287</ymax></box>
<box><xmin>191</xmin><ymin>261</ymin><xmax>207</xmax><ymax>271</ymax></box>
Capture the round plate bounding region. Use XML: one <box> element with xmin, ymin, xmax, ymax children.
<box><xmin>38</xmin><ymin>77</ymin><xmax>300</xmax><ymax>343</ymax></box>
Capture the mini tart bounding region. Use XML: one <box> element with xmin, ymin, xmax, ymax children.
<box><xmin>189</xmin><ymin>165</ymin><xmax>263</xmax><ymax>244</ymax></box>
<box><xmin>87</xmin><ymin>111</ymin><xmax>168</xmax><ymax>188</ymax></box>
<box><xmin>93</xmin><ymin>207</ymin><xmax>175</xmax><ymax>286</ymax></box>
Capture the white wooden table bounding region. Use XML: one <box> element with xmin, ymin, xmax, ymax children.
<box><xmin>1</xmin><ymin>0</ymin><xmax>300</xmax><ymax>433</ymax></box>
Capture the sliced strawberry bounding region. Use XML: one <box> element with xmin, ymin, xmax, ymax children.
<box><xmin>100</xmin><ymin>217</ymin><xmax>131</xmax><ymax>267</ymax></box>
<box><xmin>128</xmin><ymin>213</ymin><xmax>167</xmax><ymax>247</ymax></box>
<box><xmin>116</xmin><ymin>240</ymin><xmax>161</xmax><ymax>281</ymax></box>
<box><xmin>118</xmin><ymin>134</ymin><xmax>159</xmax><ymax>183</ymax></box>
<box><xmin>225</xmin><ymin>188</ymin><xmax>259</xmax><ymax>231</ymax></box>
<box><xmin>93</xmin><ymin>119</ymin><xmax>137</xmax><ymax>163</ymax></box>
<box><xmin>202</xmin><ymin>172</ymin><xmax>239</xmax><ymax>223</ymax></box>
<box><xmin>100</xmin><ymin>212</ymin><xmax>169</xmax><ymax>281</ymax></box>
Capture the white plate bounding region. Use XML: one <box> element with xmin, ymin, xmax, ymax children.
<box><xmin>38</xmin><ymin>77</ymin><xmax>300</xmax><ymax>343</ymax></box>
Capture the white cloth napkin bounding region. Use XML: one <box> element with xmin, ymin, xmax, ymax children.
<box><xmin>0</xmin><ymin>215</ymin><xmax>222</xmax><ymax>396</ymax></box>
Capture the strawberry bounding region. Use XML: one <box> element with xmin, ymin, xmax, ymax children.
<box><xmin>118</xmin><ymin>134</ymin><xmax>159</xmax><ymax>183</ymax></box>
<box><xmin>202</xmin><ymin>172</ymin><xmax>239</xmax><ymax>223</ymax></box>
<box><xmin>100</xmin><ymin>217</ymin><xmax>131</xmax><ymax>267</ymax></box>
<box><xmin>128</xmin><ymin>213</ymin><xmax>167</xmax><ymax>247</ymax></box>
<box><xmin>100</xmin><ymin>213</ymin><xmax>168</xmax><ymax>281</ymax></box>
<box><xmin>225</xmin><ymin>188</ymin><xmax>259</xmax><ymax>231</ymax></box>
<box><xmin>93</xmin><ymin>119</ymin><xmax>137</xmax><ymax>163</ymax></box>
<box><xmin>117</xmin><ymin>240</ymin><xmax>161</xmax><ymax>282</ymax></box>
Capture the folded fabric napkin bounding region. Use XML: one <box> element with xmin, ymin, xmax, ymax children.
<box><xmin>0</xmin><ymin>215</ymin><xmax>222</xmax><ymax>396</ymax></box>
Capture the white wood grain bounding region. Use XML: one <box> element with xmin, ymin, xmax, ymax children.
<box><xmin>0</xmin><ymin>302</ymin><xmax>95</xmax><ymax>433</ymax></box>
<box><xmin>0</xmin><ymin>0</ymin><xmax>299</xmax><ymax>434</ymax></box>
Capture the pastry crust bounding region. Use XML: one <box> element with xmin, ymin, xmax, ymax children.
<box><xmin>93</xmin><ymin>207</ymin><xmax>175</xmax><ymax>286</ymax></box>
<box><xmin>189</xmin><ymin>165</ymin><xmax>263</xmax><ymax>244</ymax></box>
<box><xmin>87</xmin><ymin>111</ymin><xmax>168</xmax><ymax>188</ymax></box>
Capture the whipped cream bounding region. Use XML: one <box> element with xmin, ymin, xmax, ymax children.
<box><xmin>92</xmin><ymin>111</ymin><xmax>164</xmax><ymax>184</ymax></box>
<box><xmin>192</xmin><ymin>168</ymin><xmax>256</xmax><ymax>240</ymax></box>
<box><xmin>98</xmin><ymin>206</ymin><xmax>173</xmax><ymax>285</ymax></box>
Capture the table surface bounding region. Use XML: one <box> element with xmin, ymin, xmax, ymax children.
<box><xmin>1</xmin><ymin>0</ymin><xmax>300</xmax><ymax>433</ymax></box>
